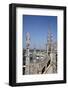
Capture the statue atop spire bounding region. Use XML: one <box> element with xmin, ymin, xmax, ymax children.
<box><xmin>26</xmin><ymin>32</ymin><xmax>30</xmax><ymax>49</ymax></box>
<box><xmin>47</xmin><ymin>24</ymin><xmax>52</xmax><ymax>55</ymax></box>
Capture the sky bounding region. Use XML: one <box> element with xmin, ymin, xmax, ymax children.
<box><xmin>23</xmin><ymin>15</ymin><xmax>57</xmax><ymax>49</ymax></box>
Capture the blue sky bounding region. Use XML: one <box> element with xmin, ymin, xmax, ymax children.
<box><xmin>23</xmin><ymin>15</ymin><xmax>57</xmax><ymax>49</ymax></box>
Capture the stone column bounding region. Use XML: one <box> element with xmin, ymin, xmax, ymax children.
<box><xmin>25</xmin><ymin>32</ymin><xmax>30</xmax><ymax>75</ymax></box>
